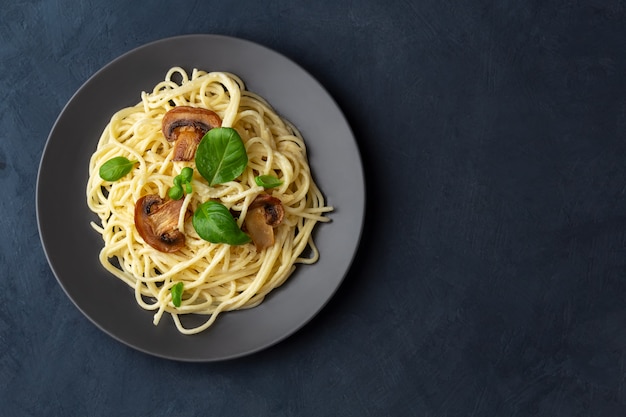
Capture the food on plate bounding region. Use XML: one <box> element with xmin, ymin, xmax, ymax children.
<box><xmin>86</xmin><ymin>67</ymin><xmax>332</xmax><ymax>334</ymax></box>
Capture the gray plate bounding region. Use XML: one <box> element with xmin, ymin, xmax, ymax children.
<box><xmin>36</xmin><ymin>34</ymin><xmax>364</xmax><ymax>361</ymax></box>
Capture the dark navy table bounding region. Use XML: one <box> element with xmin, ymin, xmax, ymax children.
<box><xmin>3</xmin><ymin>0</ymin><xmax>626</xmax><ymax>415</ymax></box>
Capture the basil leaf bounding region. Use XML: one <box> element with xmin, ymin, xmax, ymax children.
<box><xmin>168</xmin><ymin>168</ymin><xmax>194</xmax><ymax>200</ymax></box>
<box><xmin>171</xmin><ymin>282</ymin><xmax>184</xmax><ymax>307</ymax></box>
<box><xmin>255</xmin><ymin>175</ymin><xmax>283</xmax><ymax>188</ymax></box>
<box><xmin>180</xmin><ymin>167</ymin><xmax>193</xmax><ymax>183</ymax></box>
<box><xmin>168</xmin><ymin>184</ymin><xmax>183</xmax><ymax>200</ymax></box>
<box><xmin>192</xmin><ymin>201</ymin><xmax>251</xmax><ymax>245</ymax></box>
<box><xmin>195</xmin><ymin>127</ymin><xmax>248</xmax><ymax>186</ymax></box>
<box><xmin>99</xmin><ymin>156</ymin><xmax>137</xmax><ymax>181</ymax></box>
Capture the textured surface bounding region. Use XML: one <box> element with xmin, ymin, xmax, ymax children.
<box><xmin>3</xmin><ymin>0</ymin><xmax>626</xmax><ymax>415</ymax></box>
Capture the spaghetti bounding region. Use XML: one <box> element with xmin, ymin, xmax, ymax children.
<box><xmin>86</xmin><ymin>67</ymin><xmax>332</xmax><ymax>334</ymax></box>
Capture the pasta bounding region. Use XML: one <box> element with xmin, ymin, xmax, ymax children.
<box><xmin>86</xmin><ymin>67</ymin><xmax>332</xmax><ymax>334</ymax></box>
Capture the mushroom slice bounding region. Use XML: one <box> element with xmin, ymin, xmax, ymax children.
<box><xmin>134</xmin><ymin>194</ymin><xmax>189</xmax><ymax>253</ymax></box>
<box><xmin>161</xmin><ymin>106</ymin><xmax>222</xmax><ymax>161</ymax></box>
<box><xmin>244</xmin><ymin>194</ymin><xmax>285</xmax><ymax>250</ymax></box>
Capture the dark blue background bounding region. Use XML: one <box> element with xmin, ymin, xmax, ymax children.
<box><xmin>3</xmin><ymin>0</ymin><xmax>626</xmax><ymax>415</ymax></box>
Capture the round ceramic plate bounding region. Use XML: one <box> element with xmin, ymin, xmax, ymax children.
<box><xmin>36</xmin><ymin>34</ymin><xmax>364</xmax><ymax>361</ymax></box>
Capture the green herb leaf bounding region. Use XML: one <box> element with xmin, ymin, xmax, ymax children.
<box><xmin>99</xmin><ymin>156</ymin><xmax>137</xmax><ymax>181</ymax></box>
<box><xmin>255</xmin><ymin>175</ymin><xmax>283</xmax><ymax>189</ymax></box>
<box><xmin>168</xmin><ymin>168</ymin><xmax>194</xmax><ymax>200</ymax></box>
<box><xmin>195</xmin><ymin>127</ymin><xmax>248</xmax><ymax>186</ymax></box>
<box><xmin>171</xmin><ymin>282</ymin><xmax>184</xmax><ymax>307</ymax></box>
<box><xmin>180</xmin><ymin>167</ymin><xmax>193</xmax><ymax>183</ymax></box>
<box><xmin>192</xmin><ymin>201</ymin><xmax>251</xmax><ymax>245</ymax></box>
<box><xmin>168</xmin><ymin>184</ymin><xmax>184</xmax><ymax>200</ymax></box>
